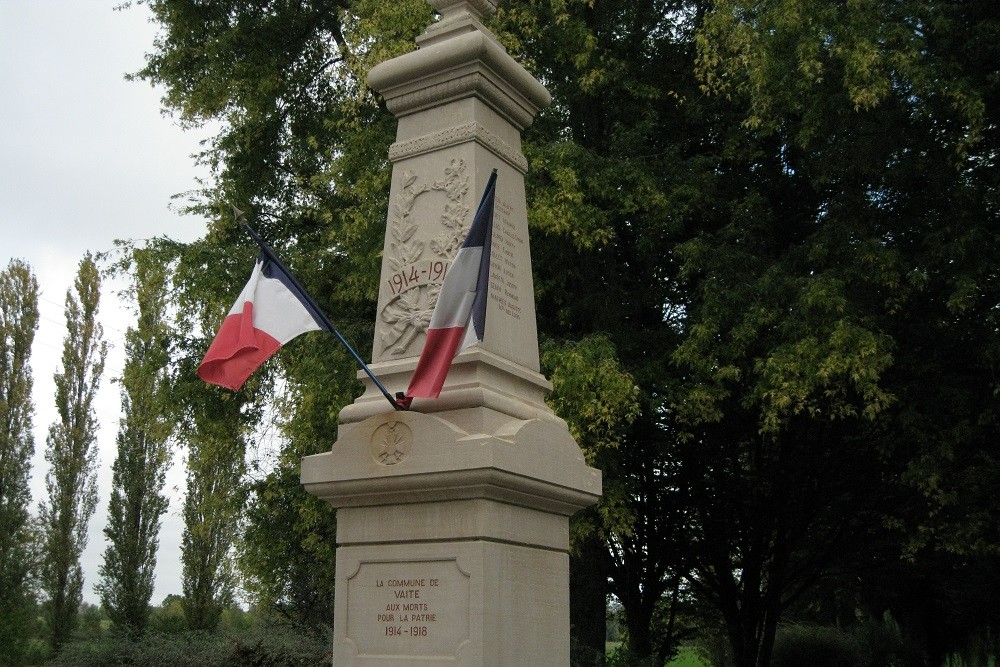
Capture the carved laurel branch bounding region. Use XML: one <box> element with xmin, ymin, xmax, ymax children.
<box><xmin>379</xmin><ymin>160</ymin><xmax>470</xmax><ymax>356</ymax></box>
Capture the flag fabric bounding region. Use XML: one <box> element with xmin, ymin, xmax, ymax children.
<box><xmin>198</xmin><ymin>253</ymin><xmax>326</xmax><ymax>390</ymax></box>
<box><xmin>406</xmin><ymin>171</ymin><xmax>497</xmax><ymax>399</ymax></box>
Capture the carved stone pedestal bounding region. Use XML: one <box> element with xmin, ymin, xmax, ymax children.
<box><xmin>302</xmin><ymin>407</ymin><xmax>600</xmax><ymax>665</ymax></box>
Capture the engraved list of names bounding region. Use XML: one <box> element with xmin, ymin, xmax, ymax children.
<box><xmin>489</xmin><ymin>197</ymin><xmax>523</xmax><ymax>322</ymax></box>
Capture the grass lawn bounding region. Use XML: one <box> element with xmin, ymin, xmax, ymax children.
<box><xmin>605</xmin><ymin>643</ymin><xmax>708</xmax><ymax>667</ymax></box>
<box><xmin>666</xmin><ymin>646</ymin><xmax>710</xmax><ymax>667</ymax></box>
<box><xmin>942</xmin><ymin>656</ymin><xmax>997</xmax><ymax>667</ymax></box>
<box><xmin>606</xmin><ymin>644</ymin><xmax>997</xmax><ymax>667</ymax></box>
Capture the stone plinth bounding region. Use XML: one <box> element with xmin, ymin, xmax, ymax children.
<box><xmin>302</xmin><ymin>410</ymin><xmax>600</xmax><ymax>665</ymax></box>
<box><xmin>301</xmin><ymin>2</ymin><xmax>601</xmax><ymax>665</ymax></box>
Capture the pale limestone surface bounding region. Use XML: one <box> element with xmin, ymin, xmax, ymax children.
<box><xmin>301</xmin><ymin>2</ymin><xmax>602</xmax><ymax>664</ymax></box>
<box><xmin>303</xmin><ymin>411</ymin><xmax>598</xmax><ymax>665</ymax></box>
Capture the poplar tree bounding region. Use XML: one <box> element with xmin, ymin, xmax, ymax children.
<box><xmin>179</xmin><ymin>385</ymin><xmax>246</xmax><ymax>631</ymax></box>
<box><xmin>173</xmin><ymin>262</ymin><xmax>254</xmax><ymax>632</ymax></box>
<box><xmin>39</xmin><ymin>253</ymin><xmax>107</xmax><ymax>651</ymax></box>
<box><xmin>96</xmin><ymin>249</ymin><xmax>172</xmax><ymax>637</ymax></box>
<box><xmin>0</xmin><ymin>259</ymin><xmax>40</xmax><ymax>666</ymax></box>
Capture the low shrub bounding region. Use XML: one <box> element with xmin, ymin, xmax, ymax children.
<box><xmin>770</xmin><ymin>624</ymin><xmax>866</xmax><ymax>667</ymax></box>
<box><xmin>46</xmin><ymin>626</ymin><xmax>332</xmax><ymax>667</ymax></box>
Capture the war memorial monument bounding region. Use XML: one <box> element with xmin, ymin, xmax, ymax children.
<box><xmin>300</xmin><ymin>0</ymin><xmax>602</xmax><ymax>664</ymax></box>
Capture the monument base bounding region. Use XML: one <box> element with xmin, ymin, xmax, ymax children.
<box><xmin>334</xmin><ymin>532</ymin><xmax>569</xmax><ymax>665</ymax></box>
<box><xmin>302</xmin><ymin>409</ymin><xmax>601</xmax><ymax>666</ymax></box>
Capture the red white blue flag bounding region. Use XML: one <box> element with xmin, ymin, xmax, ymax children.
<box><xmin>198</xmin><ymin>253</ymin><xmax>325</xmax><ymax>391</ymax></box>
<box><xmin>406</xmin><ymin>171</ymin><xmax>497</xmax><ymax>399</ymax></box>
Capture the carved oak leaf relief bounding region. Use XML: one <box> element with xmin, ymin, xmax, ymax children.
<box><xmin>430</xmin><ymin>160</ymin><xmax>472</xmax><ymax>257</ymax></box>
<box><xmin>378</xmin><ymin>160</ymin><xmax>470</xmax><ymax>357</ymax></box>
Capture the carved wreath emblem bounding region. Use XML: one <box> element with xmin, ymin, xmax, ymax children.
<box><xmin>378</xmin><ymin>159</ymin><xmax>470</xmax><ymax>356</ymax></box>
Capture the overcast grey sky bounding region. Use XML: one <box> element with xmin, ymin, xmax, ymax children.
<box><xmin>1</xmin><ymin>1</ymin><xmax>210</xmax><ymax>605</ymax></box>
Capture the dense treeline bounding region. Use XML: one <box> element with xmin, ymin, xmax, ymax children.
<box><xmin>0</xmin><ymin>598</ymin><xmax>332</xmax><ymax>666</ymax></box>
<box><xmin>126</xmin><ymin>0</ymin><xmax>1000</xmax><ymax>665</ymax></box>
<box><xmin>2</xmin><ymin>0</ymin><xmax>998</xmax><ymax>665</ymax></box>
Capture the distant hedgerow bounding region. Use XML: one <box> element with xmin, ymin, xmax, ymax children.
<box><xmin>46</xmin><ymin>626</ymin><xmax>332</xmax><ymax>667</ymax></box>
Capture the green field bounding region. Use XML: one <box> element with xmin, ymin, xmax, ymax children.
<box><xmin>666</xmin><ymin>646</ymin><xmax>710</xmax><ymax>667</ymax></box>
<box><xmin>942</xmin><ymin>656</ymin><xmax>997</xmax><ymax>667</ymax></box>
<box><xmin>605</xmin><ymin>644</ymin><xmax>708</xmax><ymax>667</ymax></box>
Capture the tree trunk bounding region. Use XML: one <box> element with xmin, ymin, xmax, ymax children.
<box><xmin>570</xmin><ymin>532</ymin><xmax>608</xmax><ymax>666</ymax></box>
<box><xmin>724</xmin><ymin>600</ymin><xmax>779</xmax><ymax>667</ymax></box>
<box><xmin>625</xmin><ymin>604</ymin><xmax>656</xmax><ymax>661</ymax></box>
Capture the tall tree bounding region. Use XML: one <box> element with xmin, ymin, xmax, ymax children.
<box><xmin>96</xmin><ymin>248</ymin><xmax>173</xmax><ymax>637</ymax></box>
<box><xmin>237</xmin><ymin>339</ymin><xmax>355</xmax><ymax>628</ymax></box>
<box><xmin>495</xmin><ymin>1</ymin><xmax>712</xmax><ymax>661</ymax></box>
<box><xmin>0</xmin><ymin>259</ymin><xmax>40</xmax><ymax>666</ymax></box>
<box><xmin>176</xmin><ymin>291</ymin><xmax>251</xmax><ymax>632</ymax></box>
<box><xmin>130</xmin><ymin>1</ymin><xmax>1000</xmax><ymax>665</ymax></box>
<box><xmin>675</xmin><ymin>1</ymin><xmax>1000</xmax><ymax>664</ymax></box>
<box><xmin>129</xmin><ymin>0</ymin><xmax>432</xmax><ymax>630</ymax></box>
<box><xmin>39</xmin><ymin>253</ymin><xmax>107</xmax><ymax>650</ymax></box>
<box><xmin>179</xmin><ymin>399</ymin><xmax>245</xmax><ymax>632</ymax></box>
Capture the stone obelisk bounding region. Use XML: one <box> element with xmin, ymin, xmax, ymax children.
<box><xmin>301</xmin><ymin>1</ymin><xmax>602</xmax><ymax>664</ymax></box>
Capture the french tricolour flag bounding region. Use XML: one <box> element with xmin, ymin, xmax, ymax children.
<box><xmin>406</xmin><ymin>170</ymin><xmax>497</xmax><ymax>399</ymax></box>
<box><xmin>198</xmin><ymin>253</ymin><xmax>326</xmax><ymax>391</ymax></box>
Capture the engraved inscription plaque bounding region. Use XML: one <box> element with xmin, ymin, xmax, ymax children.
<box><xmin>346</xmin><ymin>559</ymin><xmax>471</xmax><ymax>657</ymax></box>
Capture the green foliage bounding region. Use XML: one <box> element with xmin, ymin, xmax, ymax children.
<box><xmin>769</xmin><ymin>617</ymin><xmax>924</xmax><ymax>667</ymax></box>
<box><xmin>503</xmin><ymin>0</ymin><xmax>708</xmax><ymax>659</ymax></box>
<box><xmin>675</xmin><ymin>1</ymin><xmax>1000</xmax><ymax>664</ymax></box>
<box><xmin>665</xmin><ymin>646</ymin><xmax>711</xmax><ymax>667</ymax></box>
<box><xmin>179</xmin><ymin>390</ymin><xmax>246</xmax><ymax>632</ymax></box>
<box><xmin>74</xmin><ymin>603</ymin><xmax>108</xmax><ymax>644</ymax></box>
<box><xmin>0</xmin><ymin>600</ymin><xmax>39</xmax><ymax>667</ymax></box>
<box><xmin>605</xmin><ymin>646</ymin><xmax>662</xmax><ymax>667</ymax></box>
<box><xmin>124</xmin><ymin>0</ymin><xmax>431</xmax><ymax>634</ymax></box>
<box><xmin>125</xmin><ymin>244</ymin><xmax>259</xmax><ymax>635</ymax></box>
<box><xmin>542</xmin><ymin>334</ymin><xmax>640</xmax><ymax>464</ymax></box>
<box><xmin>38</xmin><ymin>254</ymin><xmax>107</xmax><ymax>651</ymax></box>
<box><xmin>110</xmin><ymin>237</ymin><xmax>256</xmax><ymax>636</ymax></box>
<box><xmin>46</xmin><ymin>624</ymin><xmax>332</xmax><ymax>667</ymax></box>
<box><xmin>695</xmin><ymin>0</ymin><xmax>986</xmax><ymax>151</ymax></box>
<box><xmin>239</xmin><ymin>460</ymin><xmax>337</xmax><ymax>629</ymax></box>
<box><xmin>942</xmin><ymin>656</ymin><xmax>999</xmax><ymax>667</ymax></box>
<box><xmin>237</xmin><ymin>326</ymin><xmax>358</xmax><ymax>629</ymax></box>
<box><xmin>770</xmin><ymin>624</ymin><xmax>867</xmax><ymax>667</ymax></box>
<box><xmin>149</xmin><ymin>595</ymin><xmax>187</xmax><ymax>635</ymax></box>
<box><xmin>97</xmin><ymin>247</ymin><xmax>174</xmax><ymax>637</ymax></box>
<box><xmin>0</xmin><ymin>259</ymin><xmax>40</xmax><ymax>667</ymax></box>
<box><xmin>130</xmin><ymin>0</ymin><xmax>1000</xmax><ymax>666</ymax></box>
<box><xmin>129</xmin><ymin>0</ymin><xmax>422</xmax><ymax>304</ymax></box>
